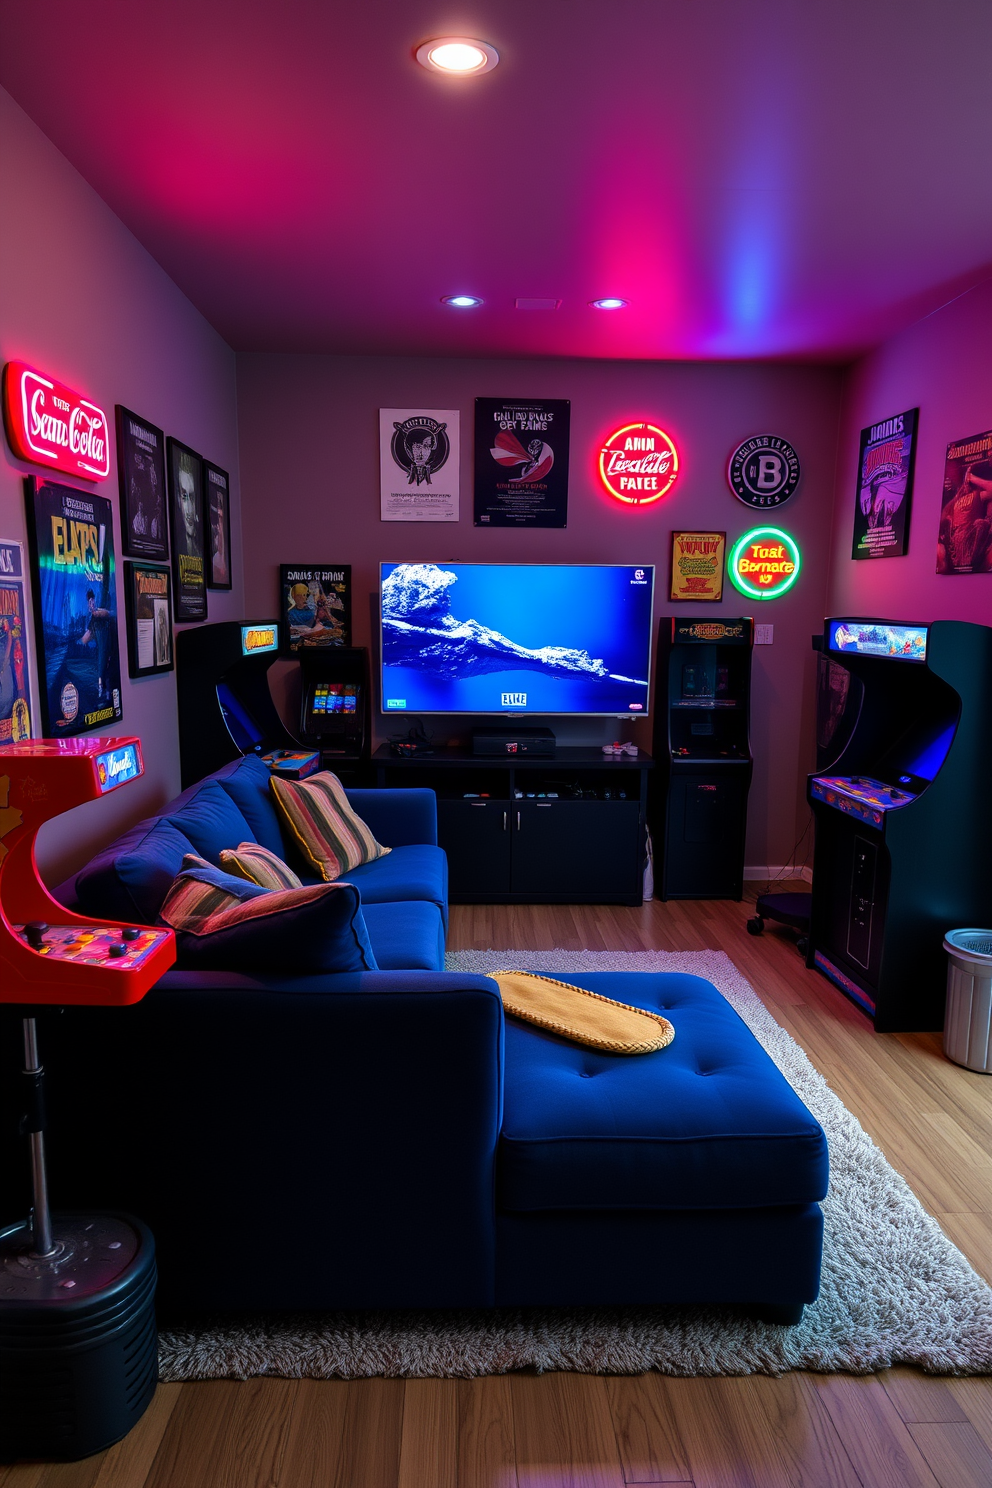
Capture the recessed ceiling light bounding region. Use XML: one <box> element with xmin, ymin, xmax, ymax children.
<box><xmin>591</xmin><ymin>298</ymin><xmax>628</xmax><ymax>310</ymax></box>
<box><xmin>442</xmin><ymin>294</ymin><xmax>483</xmax><ymax>308</ymax></box>
<box><xmin>416</xmin><ymin>37</ymin><xmax>499</xmax><ymax>75</ymax></box>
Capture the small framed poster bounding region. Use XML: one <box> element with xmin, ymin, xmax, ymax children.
<box><xmin>0</xmin><ymin>538</ymin><xmax>34</xmax><ymax>741</ymax></box>
<box><xmin>24</xmin><ymin>478</ymin><xmax>123</xmax><ymax>735</ymax></box>
<box><xmin>474</xmin><ymin>398</ymin><xmax>570</xmax><ymax>527</ymax></box>
<box><xmin>123</xmin><ymin>562</ymin><xmax>173</xmax><ymax>677</ymax></box>
<box><xmin>116</xmin><ymin>406</ymin><xmax>168</xmax><ymax>562</ymax></box>
<box><xmin>670</xmin><ymin>531</ymin><xmax>726</xmax><ymax>602</ymax></box>
<box><xmin>937</xmin><ymin>428</ymin><xmax>992</xmax><ymax>574</ymax></box>
<box><xmin>204</xmin><ymin>462</ymin><xmax>232</xmax><ymax>589</ymax></box>
<box><xmin>380</xmin><ymin>409</ymin><xmax>459</xmax><ymax>521</ymax></box>
<box><xmin>279</xmin><ymin>565</ymin><xmax>351</xmax><ymax>652</ymax></box>
<box><xmin>167</xmin><ymin>438</ymin><xmax>207</xmax><ymax>621</ymax></box>
<box><xmin>852</xmin><ymin>408</ymin><xmax>918</xmax><ymax>560</ymax></box>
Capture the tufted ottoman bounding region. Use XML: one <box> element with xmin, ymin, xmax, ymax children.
<box><xmin>495</xmin><ymin>972</ymin><xmax>829</xmax><ymax>1322</ymax></box>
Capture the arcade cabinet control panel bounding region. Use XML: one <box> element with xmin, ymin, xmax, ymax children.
<box><xmin>15</xmin><ymin>921</ymin><xmax>170</xmax><ymax>969</ymax></box>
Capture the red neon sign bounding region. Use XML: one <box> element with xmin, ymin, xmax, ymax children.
<box><xmin>598</xmin><ymin>423</ymin><xmax>679</xmax><ymax>505</ymax></box>
<box><xmin>2</xmin><ymin>362</ymin><xmax>110</xmax><ymax>482</ymax></box>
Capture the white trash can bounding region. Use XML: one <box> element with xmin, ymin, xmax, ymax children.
<box><xmin>943</xmin><ymin>929</ymin><xmax>992</xmax><ymax>1073</ymax></box>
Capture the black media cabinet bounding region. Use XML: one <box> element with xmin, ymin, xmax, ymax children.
<box><xmin>373</xmin><ymin>745</ymin><xmax>653</xmax><ymax>904</ymax></box>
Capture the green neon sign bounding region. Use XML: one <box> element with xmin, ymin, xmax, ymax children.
<box><xmin>728</xmin><ymin>525</ymin><xmax>801</xmax><ymax>600</ymax></box>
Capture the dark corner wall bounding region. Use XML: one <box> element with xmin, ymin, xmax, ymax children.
<box><xmin>0</xmin><ymin>86</ymin><xmax>244</xmax><ymax>883</ymax></box>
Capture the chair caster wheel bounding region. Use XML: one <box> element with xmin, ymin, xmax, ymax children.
<box><xmin>797</xmin><ymin>936</ymin><xmax>809</xmax><ymax>957</ymax></box>
<box><xmin>746</xmin><ymin>917</ymin><xmax>764</xmax><ymax>936</ymax></box>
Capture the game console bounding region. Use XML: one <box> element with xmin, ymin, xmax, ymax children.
<box><xmin>472</xmin><ymin>727</ymin><xmax>556</xmax><ymax>757</ymax></box>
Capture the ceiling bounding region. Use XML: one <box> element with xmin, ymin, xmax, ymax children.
<box><xmin>2</xmin><ymin>0</ymin><xmax>990</xmax><ymax>362</ymax></box>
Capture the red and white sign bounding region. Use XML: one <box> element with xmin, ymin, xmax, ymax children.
<box><xmin>598</xmin><ymin>422</ymin><xmax>679</xmax><ymax>506</ymax></box>
<box><xmin>2</xmin><ymin>362</ymin><xmax>110</xmax><ymax>482</ymax></box>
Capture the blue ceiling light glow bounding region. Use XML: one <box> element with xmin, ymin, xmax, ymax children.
<box><xmin>442</xmin><ymin>294</ymin><xmax>483</xmax><ymax>308</ymax></box>
<box><xmin>590</xmin><ymin>297</ymin><xmax>627</xmax><ymax>309</ymax></box>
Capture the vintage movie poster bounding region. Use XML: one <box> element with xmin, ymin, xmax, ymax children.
<box><xmin>167</xmin><ymin>438</ymin><xmax>207</xmax><ymax>620</ymax></box>
<box><xmin>25</xmin><ymin>479</ymin><xmax>122</xmax><ymax>736</ymax></box>
<box><xmin>280</xmin><ymin>565</ymin><xmax>351</xmax><ymax>651</ymax></box>
<box><xmin>852</xmin><ymin>408</ymin><xmax>918</xmax><ymax>560</ymax></box>
<box><xmin>474</xmin><ymin>398</ymin><xmax>570</xmax><ymax>527</ymax></box>
<box><xmin>124</xmin><ymin>563</ymin><xmax>173</xmax><ymax>677</ymax></box>
<box><xmin>0</xmin><ymin>539</ymin><xmax>33</xmax><ymax>742</ymax></box>
<box><xmin>116</xmin><ymin>406</ymin><xmax>168</xmax><ymax>562</ymax></box>
<box><xmin>380</xmin><ymin>409</ymin><xmax>459</xmax><ymax>521</ymax></box>
<box><xmin>205</xmin><ymin>462</ymin><xmax>232</xmax><ymax>589</ymax></box>
<box><xmin>670</xmin><ymin>531</ymin><xmax>726</xmax><ymax>602</ymax></box>
<box><xmin>936</xmin><ymin>428</ymin><xmax>992</xmax><ymax>575</ymax></box>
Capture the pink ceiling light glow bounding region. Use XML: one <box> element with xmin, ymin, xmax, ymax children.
<box><xmin>415</xmin><ymin>38</ymin><xmax>499</xmax><ymax>75</ymax></box>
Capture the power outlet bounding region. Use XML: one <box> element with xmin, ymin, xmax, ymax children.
<box><xmin>755</xmin><ymin>624</ymin><xmax>774</xmax><ymax>645</ymax></box>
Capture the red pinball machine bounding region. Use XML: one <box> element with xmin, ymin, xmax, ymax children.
<box><xmin>0</xmin><ymin>737</ymin><xmax>175</xmax><ymax>1463</ymax></box>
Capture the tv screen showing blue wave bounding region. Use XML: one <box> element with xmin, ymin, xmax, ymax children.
<box><xmin>380</xmin><ymin>563</ymin><xmax>655</xmax><ymax>716</ymax></box>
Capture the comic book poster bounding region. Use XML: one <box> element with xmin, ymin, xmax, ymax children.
<box><xmin>474</xmin><ymin>398</ymin><xmax>570</xmax><ymax>527</ymax></box>
<box><xmin>852</xmin><ymin>408</ymin><xmax>918</xmax><ymax>559</ymax></box>
<box><xmin>25</xmin><ymin>479</ymin><xmax>122</xmax><ymax>736</ymax></box>
<box><xmin>279</xmin><ymin>565</ymin><xmax>351</xmax><ymax>652</ymax></box>
<box><xmin>936</xmin><ymin>428</ymin><xmax>992</xmax><ymax>575</ymax></box>
<box><xmin>380</xmin><ymin>409</ymin><xmax>459</xmax><ymax>521</ymax></box>
<box><xmin>124</xmin><ymin>563</ymin><xmax>173</xmax><ymax>677</ymax></box>
<box><xmin>670</xmin><ymin>531</ymin><xmax>725</xmax><ymax>601</ymax></box>
<box><xmin>0</xmin><ymin>539</ymin><xmax>33</xmax><ymax>742</ymax></box>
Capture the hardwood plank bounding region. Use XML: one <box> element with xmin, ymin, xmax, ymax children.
<box><xmin>456</xmin><ymin>1376</ymin><xmax>518</xmax><ymax>1488</ymax></box>
<box><xmin>604</xmin><ymin>1373</ymin><xmax>691</xmax><ymax>1483</ymax></box>
<box><xmin>88</xmin><ymin>1385</ymin><xmax>183</xmax><ymax>1488</ymax></box>
<box><xmin>813</xmin><ymin>1375</ymin><xmax>941</xmax><ymax>1487</ymax></box>
<box><xmin>510</xmin><ymin>1373</ymin><xmax>625</xmax><ymax>1488</ymax></box>
<box><xmin>935</xmin><ymin>1211</ymin><xmax>992</xmax><ymax>1282</ymax></box>
<box><xmin>946</xmin><ymin>1378</ymin><xmax>992</xmax><ymax>1455</ymax></box>
<box><xmin>397</xmin><ymin>1379</ymin><xmax>458</xmax><ymax>1488</ymax></box>
<box><xmin>273</xmin><ymin>1379</ymin><xmax>350</xmax><ymax>1488</ymax></box>
<box><xmin>881</xmin><ymin>1369</ymin><xmax>968</xmax><ymax>1425</ymax></box>
<box><xmin>908</xmin><ymin>1421</ymin><xmax>992</xmax><ymax>1488</ymax></box>
<box><xmin>143</xmin><ymin>1378</ymin><xmax>297</xmax><ymax>1488</ymax></box>
<box><xmin>323</xmin><ymin>1378</ymin><xmax>404</xmax><ymax>1488</ymax></box>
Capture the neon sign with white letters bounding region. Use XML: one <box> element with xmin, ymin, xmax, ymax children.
<box><xmin>2</xmin><ymin>362</ymin><xmax>110</xmax><ymax>481</ymax></box>
<box><xmin>598</xmin><ymin>423</ymin><xmax>679</xmax><ymax>505</ymax></box>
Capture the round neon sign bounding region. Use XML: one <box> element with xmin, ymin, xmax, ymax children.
<box><xmin>728</xmin><ymin>526</ymin><xmax>802</xmax><ymax>600</ymax></box>
<box><xmin>598</xmin><ymin>423</ymin><xmax>679</xmax><ymax>505</ymax></box>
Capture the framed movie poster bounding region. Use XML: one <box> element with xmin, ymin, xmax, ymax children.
<box><xmin>167</xmin><ymin>438</ymin><xmax>207</xmax><ymax>621</ymax></box>
<box><xmin>670</xmin><ymin>531</ymin><xmax>725</xmax><ymax>602</ymax></box>
<box><xmin>204</xmin><ymin>462</ymin><xmax>232</xmax><ymax>589</ymax></box>
<box><xmin>937</xmin><ymin>428</ymin><xmax>992</xmax><ymax>575</ymax></box>
<box><xmin>123</xmin><ymin>563</ymin><xmax>173</xmax><ymax>677</ymax></box>
<box><xmin>474</xmin><ymin>398</ymin><xmax>570</xmax><ymax>527</ymax></box>
<box><xmin>852</xmin><ymin>408</ymin><xmax>918</xmax><ymax>560</ymax></box>
<box><xmin>24</xmin><ymin>478</ymin><xmax>123</xmax><ymax>736</ymax></box>
<box><xmin>380</xmin><ymin>409</ymin><xmax>459</xmax><ymax>522</ymax></box>
<box><xmin>279</xmin><ymin>565</ymin><xmax>351</xmax><ymax>652</ymax></box>
<box><xmin>0</xmin><ymin>539</ymin><xmax>34</xmax><ymax>741</ymax></box>
<box><xmin>116</xmin><ymin>406</ymin><xmax>168</xmax><ymax>562</ymax></box>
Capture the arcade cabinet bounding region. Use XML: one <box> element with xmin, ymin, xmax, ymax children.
<box><xmin>298</xmin><ymin>646</ymin><xmax>371</xmax><ymax>781</ymax></box>
<box><xmin>807</xmin><ymin>618</ymin><xmax>992</xmax><ymax>1032</ymax></box>
<box><xmin>177</xmin><ymin>620</ymin><xmax>300</xmax><ymax>788</ymax></box>
<box><xmin>651</xmin><ymin>617</ymin><xmax>754</xmax><ymax>899</ymax></box>
<box><xmin>0</xmin><ymin>738</ymin><xmax>175</xmax><ymax>1461</ymax></box>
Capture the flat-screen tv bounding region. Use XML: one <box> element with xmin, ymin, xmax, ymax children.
<box><xmin>380</xmin><ymin>562</ymin><xmax>655</xmax><ymax>716</ymax></box>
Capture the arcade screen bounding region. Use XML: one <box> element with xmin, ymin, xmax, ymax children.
<box><xmin>309</xmin><ymin>682</ymin><xmax>359</xmax><ymax>722</ymax></box>
<box><xmin>828</xmin><ymin>620</ymin><xmax>928</xmax><ymax>662</ymax></box>
<box><xmin>380</xmin><ymin>562</ymin><xmax>655</xmax><ymax>716</ymax></box>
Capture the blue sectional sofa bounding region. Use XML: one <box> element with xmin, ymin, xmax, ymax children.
<box><xmin>0</xmin><ymin>754</ymin><xmax>828</xmax><ymax>1323</ymax></box>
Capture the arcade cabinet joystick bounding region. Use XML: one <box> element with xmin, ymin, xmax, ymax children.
<box><xmin>0</xmin><ymin>738</ymin><xmax>176</xmax><ymax>1463</ymax></box>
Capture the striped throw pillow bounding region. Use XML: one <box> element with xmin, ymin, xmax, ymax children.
<box><xmin>219</xmin><ymin>842</ymin><xmax>303</xmax><ymax>892</ymax></box>
<box><xmin>268</xmin><ymin>771</ymin><xmax>390</xmax><ymax>883</ymax></box>
<box><xmin>159</xmin><ymin>853</ymin><xmax>268</xmax><ymax>931</ymax></box>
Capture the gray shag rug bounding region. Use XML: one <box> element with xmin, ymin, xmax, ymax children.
<box><xmin>158</xmin><ymin>949</ymin><xmax>992</xmax><ymax>1380</ymax></box>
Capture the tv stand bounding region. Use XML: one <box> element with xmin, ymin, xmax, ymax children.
<box><xmin>373</xmin><ymin>745</ymin><xmax>653</xmax><ymax>904</ymax></box>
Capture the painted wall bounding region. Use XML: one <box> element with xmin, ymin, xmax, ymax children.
<box><xmin>828</xmin><ymin>278</ymin><xmax>992</xmax><ymax>621</ymax></box>
<box><xmin>0</xmin><ymin>86</ymin><xmax>243</xmax><ymax>883</ymax></box>
<box><xmin>238</xmin><ymin>353</ymin><xmax>843</xmax><ymax>872</ymax></box>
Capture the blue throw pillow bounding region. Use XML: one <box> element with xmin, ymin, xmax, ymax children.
<box><xmin>159</xmin><ymin>855</ymin><xmax>378</xmax><ymax>974</ymax></box>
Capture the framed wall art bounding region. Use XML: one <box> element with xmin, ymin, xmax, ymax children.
<box><xmin>852</xmin><ymin>408</ymin><xmax>918</xmax><ymax>560</ymax></box>
<box><xmin>123</xmin><ymin>562</ymin><xmax>173</xmax><ymax>677</ymax></box>
<box><xmin>474</xmin><ymin>398</ymin><xmax>570</xmax><ymax>527</ymax></box>
<box><xmin>167</xmin><ymin>437</ymin><xmax>207</xmax><ymax>621</ymax></box>
<box><xmin>116</xmin><ymin>406</ymin><xmax>168</xmax><ymax>562</ymax></box>
<box><xmin>279</xmin><ymin>565</ymin><xmax>351</xmax><ymax>651</ymax></box>
<box><xmin>669</xmin><ymin>531</ymin><xmax>725</xmax><ymax>602</ymax></box>
<box><xmin>204</xmin><ymin>461</ymin><xmax>232</xmax><ymax>589</ymax></box>
<box><xmin>936</xmin><ymin>427</ymin><xmax>992</xmax><ymax>574</ymax></box>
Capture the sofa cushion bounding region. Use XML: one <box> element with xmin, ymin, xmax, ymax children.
<box><xmin>343</xmin><ymin>845</ymin><xmax>448</xmax><ymax>918</ymax></box>
<box><xmin>76</xmin><ymin>817</ymin><xmax>199</xmax><ymax>923</ymax></box>
<box><xmin>213</xmin><ymin>754</ymin><xmax>290</xmax><ymax>858</ymax></box>
<box><xmin>166</xmin><ymin>781</ymin><xmax>257</xmax><ymax>866</ymax></box>
<box><xmin>220</xmin><ymin>842</ymin><xmax>303</xmax><ymax>892</ymax></box>
<box><xmin>270</xmin><ymin>771</ymin><xmax>390</xmax><ymax>881</ymax></box>
<box><xmin>160</xmin><ymin>859</ymin><xmax>378</xmax><ymax>974</ymax></box>
<box><xmin>498</xmin><ymin>972</ymin><xmax>828</xmax><ymax>1212</ymax></box>
<box><xmin>361</xmin><ymin>900</ymin><xmax>445</xmax><ymax>972</ymax></box>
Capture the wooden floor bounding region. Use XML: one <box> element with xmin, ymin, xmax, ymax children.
<box><xmin>4</xmin><ymin>892</ymin><xmax>992</xmax><ymax>1487</ymax></box>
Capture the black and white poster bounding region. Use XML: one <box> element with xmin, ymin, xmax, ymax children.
<box><xmin>116</xmin><ymin>406</ymin><xmax>168</xmax><ymax>561</ymax></box>
<box><xmin>167</xmin><ymin>437</ymin><xmax>207</xmax><ymax>621</ymax></box>
<box><xmin>852</xmin><ymin>408</ymin><xmax>918</xmax><ymax>560</ymax></box>
<box><xmin>474</xmin><ymin>398</ymin><xmax>570</xmax><ymax>527</ymax></box>
<box><xmin>380</xmin><ymin>409</ymin><xmax>459</xmax><ymax>521</ymax></box>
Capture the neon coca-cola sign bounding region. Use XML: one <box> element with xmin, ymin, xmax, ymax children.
<box><xmin>598</xmin><ymin>422</ymin><xmax>679</xmax><ymax>505</ymax></box>
<box><xmin>2</xmin><ymin>362</ymin><xmax>110</xmax><ymax>481</ymax></box>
